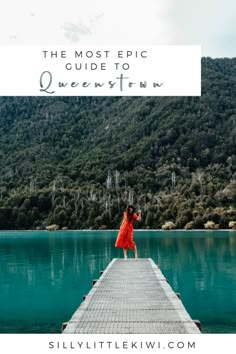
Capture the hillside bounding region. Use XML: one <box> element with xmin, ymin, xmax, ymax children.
<box><xmin>0</xmin><ymin>57</ymin><xmax>235</xmax><ymax>229</ymax></box>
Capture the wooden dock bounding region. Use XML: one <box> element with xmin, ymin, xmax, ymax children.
<box><xmin>63</xmin><ymin>258</ymin><xmax>201</xmax><ymax>334</ymax></box>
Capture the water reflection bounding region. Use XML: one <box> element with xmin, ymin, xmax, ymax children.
<box><xmin>0</xmin><ymin>230</ymin><xmax>236</xmax><ymax>333</ymax></box>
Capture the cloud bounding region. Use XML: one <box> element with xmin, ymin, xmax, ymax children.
<box><xmin>0</xmin><ymin>0</ymin><xmax>168</xmax><ymax>44</ymax></box>
<box><xmin>63</xmin><ymin>22</ymin><xmax>91</xmax><ymax>43</ymax></box>
<box><xmin>164</xmin><ymin>0</ymin><xmax>236</xmax><ymax>56</ymax></box>
<box><xmin>74</xmin><ymin>0</ymin><xmax>171</xmax><ymax>45</ymax></box>
<box><xmin>0</xmin><ymin>0</ymin><xmax>235</xmax><ymax>56</ymax></box>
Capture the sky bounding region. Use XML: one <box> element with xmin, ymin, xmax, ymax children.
<box><xmin>0</xmin><ymin>0</ymin><xmax>235</xmax><ymax>57</ymax></box>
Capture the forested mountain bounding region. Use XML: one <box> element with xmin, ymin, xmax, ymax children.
<box><xmin>0</xmin><ymin>57</ymin><xmax>235</xmax><ymax>230</ymax></box>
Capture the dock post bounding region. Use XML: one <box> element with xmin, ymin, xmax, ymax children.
<box><xmin>194</xmin><ymin>320</ymin><xmax>202</xmax><ymax>332</ymax></box>
<box><xmin>61</xmin><ymin>322</ymin><xmax>68</xmax><ymax>331</ymax></box>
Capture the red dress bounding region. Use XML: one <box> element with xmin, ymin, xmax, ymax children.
<box><xmin>115</xmin><ymin>212</ymin><xmax>138</xmax><ymax>250</ymax></box>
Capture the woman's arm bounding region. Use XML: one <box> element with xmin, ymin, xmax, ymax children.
<box><xmin>137</xmin><ymin>210</ymin><xmax>142</xmax><ymax>221</ymax></box>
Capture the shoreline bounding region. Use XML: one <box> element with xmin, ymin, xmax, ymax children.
<box><xmin>0</xmin><ymin>229</ymin><xmax>235</xmax><ymax>232</ymax></box>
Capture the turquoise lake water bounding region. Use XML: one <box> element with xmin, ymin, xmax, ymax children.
<box><xmin>0</xmin><ymin>230</ymin><xmax>236</xmax><ymax>333</ymax></box>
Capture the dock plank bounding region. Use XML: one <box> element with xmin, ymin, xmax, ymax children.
<box><xmin>63</xmin><ymin>258</ymin><xmax>200</xmax><ymax>334</ymax></box>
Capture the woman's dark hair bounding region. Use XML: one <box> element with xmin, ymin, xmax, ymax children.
<box><xmin>126</xmin><ymin>204</ymin><xmax>135</xmax><ymax>221</ymax></box>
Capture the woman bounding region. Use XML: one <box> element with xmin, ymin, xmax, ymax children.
<box><xmin>115</xmin><ymin>205</ymin><xmax>142</xmax><ymax>260</ymax></box>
